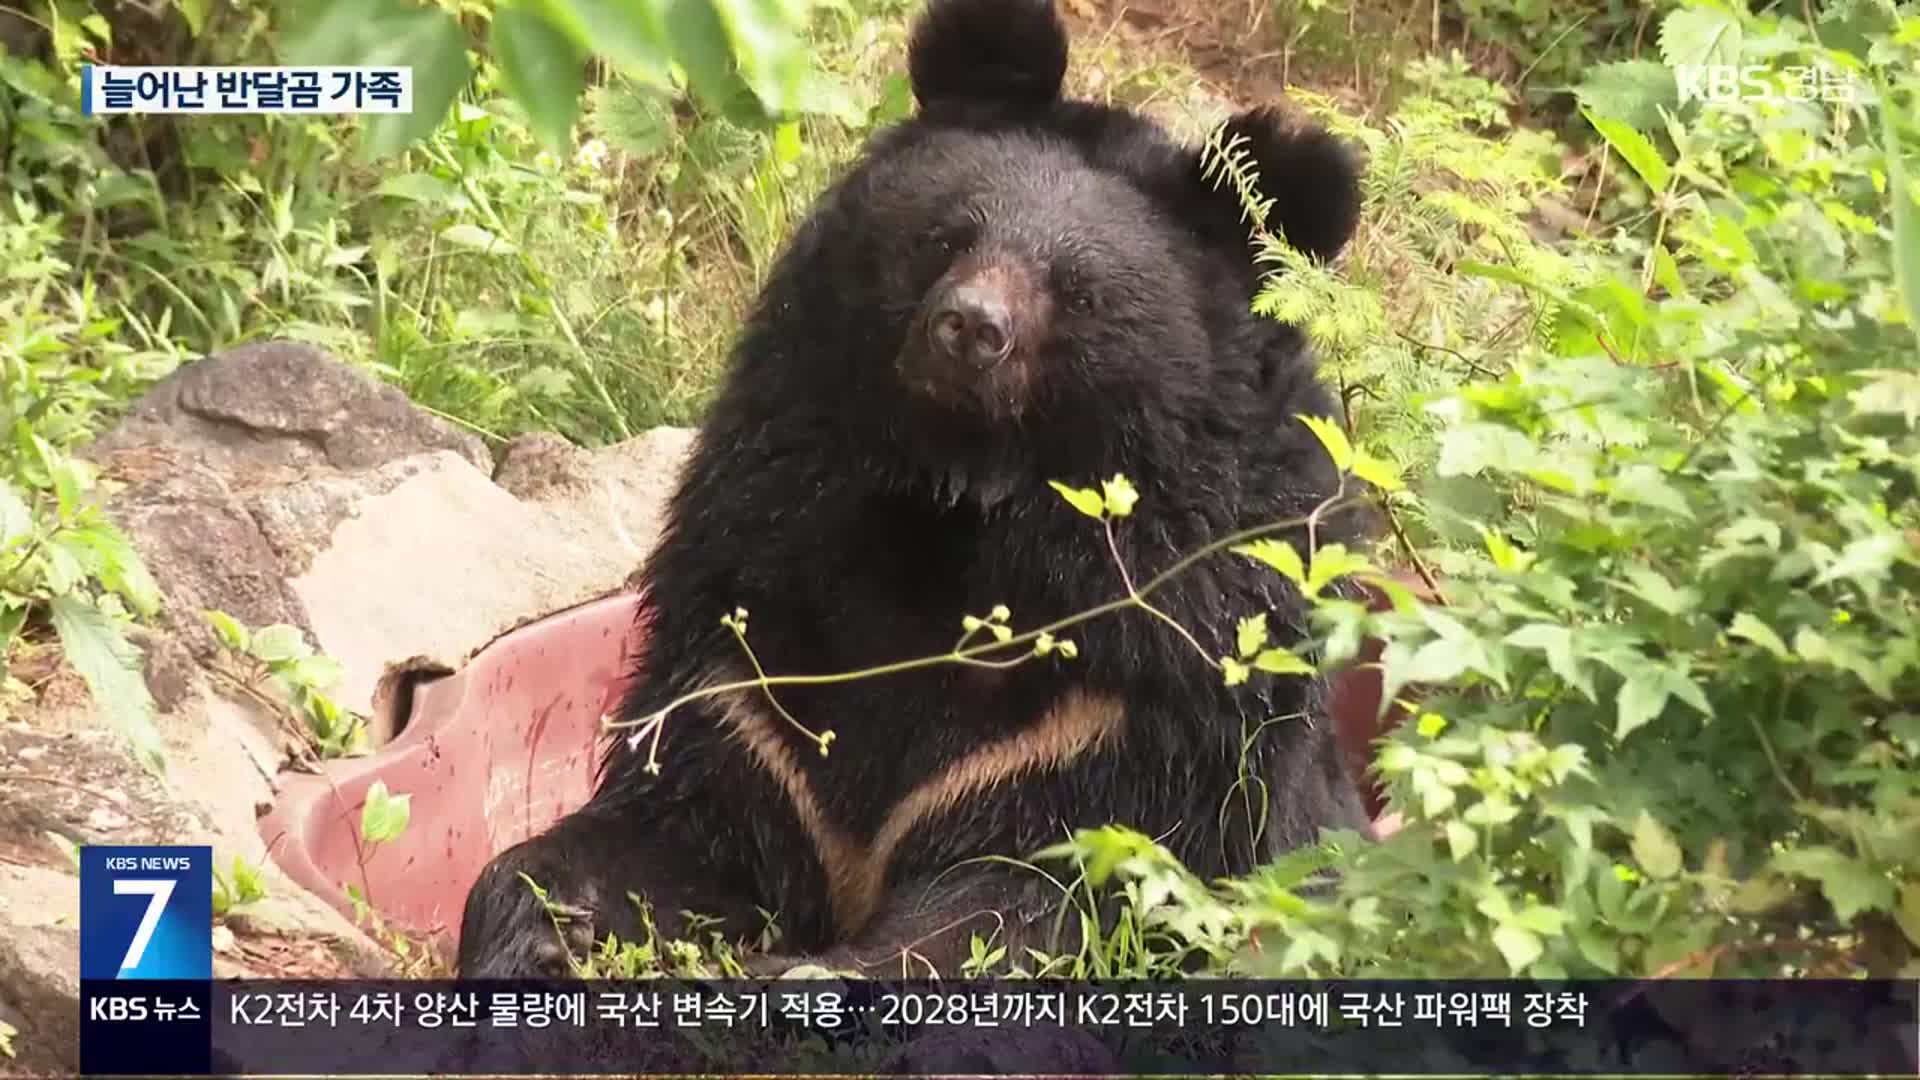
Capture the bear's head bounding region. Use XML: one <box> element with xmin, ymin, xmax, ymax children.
<box><xmin>750</xmin><ymin>0</ymin><xmax>1364</xmax><ymax>499</ymax></box>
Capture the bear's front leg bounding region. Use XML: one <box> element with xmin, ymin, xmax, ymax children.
<box><xmin>456</xmin><ymin>807</ymin><xmax>762</xmax><ymax>978</ymax></box>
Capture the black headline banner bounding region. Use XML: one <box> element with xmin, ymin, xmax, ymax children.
<box><xmin>87</xmin><ymin>977</ymin><xmax>1920</xmax><ymax>1076</ymax></box>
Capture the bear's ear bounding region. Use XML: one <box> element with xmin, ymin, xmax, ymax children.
<box><xmin>908</xmin><ymin>0</ymin><xmax>1069</xmax><ymax>113</ymax></box>
<box><xmin>1191</xmin><ymin>106</ymin><xmax>1362</xmax><ymax>265</ymax></box>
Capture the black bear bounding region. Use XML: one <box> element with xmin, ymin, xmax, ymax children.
<box><xmin>456</xmin><ymin>0</ymin><xmax>1374</xmax><ymax>979</ymax></box>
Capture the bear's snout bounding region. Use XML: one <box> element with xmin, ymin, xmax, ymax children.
<box><xmin>928</xmin><ymin>280</ymin><xmax>1015</xmax><ymax>369</ymax></box>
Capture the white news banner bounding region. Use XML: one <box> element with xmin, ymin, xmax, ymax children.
<box><xmin>81</xmin><ymin>65</ymin><xmax>414</xmax><ymax>115</ymax></box>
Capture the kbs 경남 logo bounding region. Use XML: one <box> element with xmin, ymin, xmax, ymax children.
<box><xmin>1673</xmin><ymin>63</ymin><xmax>1860</xmax><ymax>104</ymax></box>
<box><xmin>80</xmin><ymin>845</ymin><xmax>213</xmax><ymax>980</ymax></box>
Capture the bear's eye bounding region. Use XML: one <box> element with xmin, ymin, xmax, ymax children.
<box><xmin>1064</xmin><ymin>290</ymin><xmax>1095</xmax><ymax>315</ymax></box>
<box><xmin>919</xmin><ymin>224</ymin><xmax>970</xmax><ymax>258</ymax></box>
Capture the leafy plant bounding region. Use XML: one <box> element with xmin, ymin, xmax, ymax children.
<box><xmin>279</xmin><ymin>0</ymin><xmax>840</xmax><ymax>157</ymax></box>
<box><xmin>0</xmin><ymin>213</ymin><xmax>178</xmax><ymax>775</ymax></box>
<box><xmin>204</xmin><ymin>611</ymin><xmax>366</xmax><ymax>758</ymax></box>
<box><xmin>212</xmin><ymin>854</ymin><xmax>270</xmax><ymax>917</ymax></box>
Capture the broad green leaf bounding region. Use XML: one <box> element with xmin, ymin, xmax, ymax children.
<box><xmin>1351</xmin><ymin>451</ymin><xmax>1403</xmax><ymax>492</ymax></box>
<box><xmin>176</xmin><ymin>0</ymin><xmax>210</xmax><ymax>35</ymax></box>
<box><xmin>1221</xmin><ymin>657</ymin><xmax>1250</xmax><ymax>687</ymax></box>
<box><xmin>663</xmin><ymin>0</ymin><xmax>761</xmax><ymax>124</ymax></box>
<box><xmin>62</xmin><ymin>523</ymin><xmax>162</xmax><ymax>617</ymax></box>
<box><xmin>1252</xmin><ymin>648</ymin><xmax>1314</xmax><ymax>676</ymax></box>
<box><xmin>1611</xmin><ymin>464</ymin><xmax>1691</xmax><ymax>517</ymax></box>
<box><xmin>1727</xmin><ymin>612</ymin><xmax>1790</xmax><ymax>658</ymax></box>
<box><xmin>1491</xmin><ymin>925</ymin><xmax>1543</xmax><ymax>973</ymax></box>
<box><xmin>49</xmin><ymin>596</ymin><xmax>164</xmax><ymax>777</ymax></box>
<box><xmin>358</xmin><ymin>8</ymin><xmax>472</xmax><ymax>160</ymax></box>
<box><xmin>360</xmin><ymin>780</ymin><xmax>412</xmax><ymax>844</ymax></box>
<box><xmin>1631</xmin><ymin>810</ymin><xmax>1682</xmax><ymax>880</ymax></box>
<box><xmin>1047</xmin><ymin>481</ymin><xmax>1105</xmax><ymax>519</ymax></box>
<box><xmin>546</xmin><ymin>0</ymin><xmax>674</xmax><ymax>89</ymax></box>
<box><xmin>1304</xmin><ymin>543</ymin><xmax>1370</xmax><ymax>598</ymax></box>
<box><xmin>493</xmin><ymin>4</ymin><xmax>587</xmax><ymax>152</ymax></box>
<box><xmin>1574</xmin><ymin>927</ymin><xmax>1620</xmax><ymax>974</ymax></box>
<box><xmin>1445</xmin><ymin>821</ymin><xmax>1477</xmax><ymax>861</ymax></box>
<box><xmin>1617</xmin><ymin>668</ymin><xmax>1670</xmax><ymax>739</ymax></box>
<box><xmin>1572</xmin><ymin>59</ymin><xmax>1678</xmax><ymax>131</ymax></box>
<box><xmin>1296</xmin><ymin>414</ymin><xmax>1353</xmax><ymax>471</ymax></box>
<box><xmin>1504</xmin><ymin>623</ymin><xmax>1594</xmax><ymax>700</ymax></box>
<box><xmin>1850</xmin><ymin>369</ymin><xmax>1920</xmax><ymax>425</ymax></box>
<box><xmin>1617</xmin><ymin>565</ymin><xmax>1694</xmax><ymax>616</ymax></box>
<box><xmin>1584</xmin><ymin>108</ymin><xmax>1670</xmax><ymax>194</ymax></box>
<box><xmin>1658</xmin><ymin>6</ymin><xmax>1742</xmax><ymax>69</ymax></box>
<box><xmin>1771</xmin><ymin>846</ymin><xmax>1895</xmax><ymax>922</ymax></box>
<box><xmin>1235</xmin><ymin>539</ymin><xmax>1305</xmax><ymax>584</ymax></box>
<box><xmin>250</xmin><ymin>624</ymin><xmax>310</xmax><ymax>664</ymax></box>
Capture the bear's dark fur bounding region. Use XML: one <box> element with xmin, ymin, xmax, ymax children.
<box><xmin>457</xmin><ymin>0</ymin><xmax>1374</xmax><ymax>979</ymax></box>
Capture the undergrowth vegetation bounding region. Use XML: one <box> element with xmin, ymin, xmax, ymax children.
<box><xmin>3</xmin><ymin>0</ymin><xmax>1917</xmax><ymax>985</ymax></box>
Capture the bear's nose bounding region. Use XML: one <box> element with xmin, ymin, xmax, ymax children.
<box><xmin>929</xmin><ymin>284</ymin><xmax>1015</xmax><ymax>369</ymax></box>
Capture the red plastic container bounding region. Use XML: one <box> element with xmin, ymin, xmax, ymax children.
<box><xmin>256</xmin><ymin>592</ymin><xmax>646</xmax><ymax>948</ymax></box>
<box><xmin>257</xmin><ymin>582</ymin><xmax>1415</xmax><ymax>950</ymax></box>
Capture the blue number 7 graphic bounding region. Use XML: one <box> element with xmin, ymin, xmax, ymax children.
<box><xmin>113</xmin><ymin>878</ymin><xmax>175</xmax><ymax>972</ymax></box>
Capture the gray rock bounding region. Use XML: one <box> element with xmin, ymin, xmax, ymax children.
<box><xmin>493</xmin><ymin>432</ymin><xmax>594</xmax><ymax>501</ymax></box>
<box><xmin>6</xmin><ymin>339</ymin><xmax>700</xmax><ymax>1043</ymax></box>
<box><xmin>89</xmin><ymin>340</ymin><xmax>491</xmax><ymax>476</ymax></box>
<box><xmin>0</xmin><ymin>923</ymin><xmax>80</xmax><ymax>1077</ymax></box>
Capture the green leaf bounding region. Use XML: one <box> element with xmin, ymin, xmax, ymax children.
<box><xmin>1504</xmin><ymin>623</ymin><xmax>1594</xmax><ymax>700</ymax></box>
<box><xmin>1445</xmin><ymin>821</ymin><xmax>1477</xmax><ymax>861</ymax></box>
<box><xmin>1491</xmin><ymin>925</ymin><xmax>1543</xmax><ymax>973</ymax></box>
<box><xmin>360</xmin><ymin>780</ymin><xmax>412</xmax><ymax>844</ymax></box>
<box><xmin>249</xmin><ymin>624</ymin><xmax>310</xmax><ymax>664</ymax></box>
<box><xmin>175</xmin><ymin>0</ymin><xmax>209</xmax><ymax>36</ymax></box>
<box><xmin>1611</xmin><ymin>464</ymin><xmax>1691</xmax><ymax>517</ymax></box>
<box><xmin>1574</xmin><ymin>927</ymin><xmax>1621</xmax><ymax>974</ymax></box>
<box><xmin>492</xmin><ymin>4</ymin><xmax>587</xmax><ymax>151</ymax></box>
<box><xmin>1251</xmin><ymin>648</ymin><xmax>1314</xmax><ymax>676</ymax></box>
<box><xmin>1235</xmin><ymin>539</ymin><xmax>1305</xmax><ymax>584</ymax></box>
<box><xmin>1350</xmin><ymin>451</ymin><xmax>1403</xmax><ymax>492</ymax></box>
<box><xmin>1658</xmin><ymin>6</ymin><xmax>1742</xmax><ymax>69</ymax></box>
<box><xmin>1047</xmin><ymin>481</ymin><xmax>1105</xmax><ymax>519</ymax></box>
<box><xmin>663</xmin><ymin>0</ymin><xmax>761</xmax><ymax>124</ymax></box>
<box><xmin>547</xmin><ymin>0</ymin><xmax>674</xmax><ymax>89</ymax></box>
<box><xmin>1771</xmin><ymin>847</ymin><xmax>1895</xmax><ymax>923</ymax></box>
<box><xmin>1850</xmin><ymin>369</ymin><xmax>1920</xmax><ymax>426</ymax></box>
<box><xmin>1617</xmin><ymin>565</ymin><xmax>1695</xmax><ymax>616</ymax></box>
<box><xmin>1882</xmin><ymin>76</ymin><xmax>1920</xmax><ymax>346</ymax></box>
<box><xmin>1100</xmin><ymin>475</ymin><xmax>1139</xmax><ymax>517</ymax></box>
<box><xmin>1221</xmin><ymin>657</ymin><xmax>1250</xmax><ymax>687</ymax></box>
<box><xmin>1296</xmin><ymin>414</ymin><xmax>1353</xmax><ymax>472</ymax></box>
<box><xmin>1572</xmin><ymin>59</ymin><xmax>1678</xmax><ymax>131</ymax></box>
<box><xmin>203</xmin><ymin>610</ymin><xmax>250</xmax><ymax>653</ymax></box>
<box><xmin>440</xmin><ymin>223</ymin><xmax>520</xmax><ymax>255</ymax></box>
<box><xmin>1727</xmin><ymin>613</ymin><xmax>1790</xmax><ymax>658</ymax></box>
<box><xmin>49</xmin><ymin>596</ymin><xmax>164</xmax><ymax>777</ymax></box>
<box><xmin>1583</xmin><ymin>108</ymin><xmax>1671</xmax><ymax>194</ymax></box>
<box><xmin>0</xmin><ymin>480</ymin><xmax>30</xmax><ymax>547</ymax></box>
<box><xmin>1303</xmin><ymin>543</ymin><xmax>1369</xmax><ymax>598</ymax></box>
<box><xmin>1631</xmin><ymin>810</ymin><xmax>1683</xmax><ymax>880</ymax></box>
<box><xmin>1235</xmin><ymin>613</ymin><xmax>1269</xmax><ymax>659</ymax></box>
<box><xmin>358</xmin><ymin>8</ymin><xmax>472</xmax><ymax>160</ymax></box>
<box><xmin>1617</xmin><ymin>667</ymin><xmax>1669</xmax><ymax>739</ymax></box>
